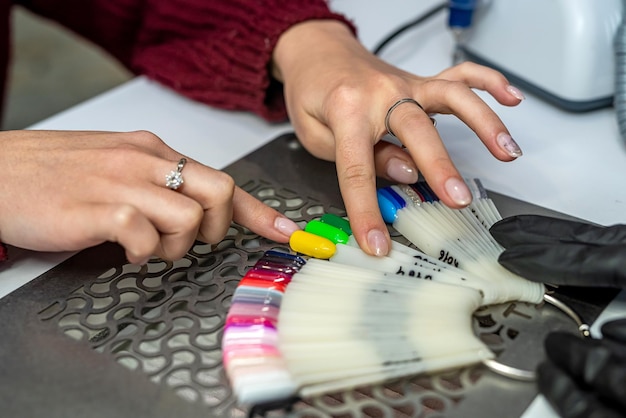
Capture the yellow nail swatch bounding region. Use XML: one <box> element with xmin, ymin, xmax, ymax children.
<box><xmin>289</xmin><ymin>230</ymin><xmax>336</xmax><ymax>259</ymax></box>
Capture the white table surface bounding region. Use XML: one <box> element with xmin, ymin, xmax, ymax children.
<box><xmin>1</xmin><ymin>1</ymin><xmax>624</xmax><ymax>416</ymax></box>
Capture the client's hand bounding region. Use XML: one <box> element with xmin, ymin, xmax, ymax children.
<box><xmin>273</xmin><ymin>20</ymin><xmax>524</xmax><ymax>256</ymax></box>
<box><xmin>0</xmin><ymin>130</ymin><xmax>299</xmax><ymax>264</ymax></box>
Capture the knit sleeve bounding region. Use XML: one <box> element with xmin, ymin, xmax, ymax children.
<box><xmin>131</xmin><ymin>0</ymin><xmax>355</xmax><ymax>122</ymax></box>
<box><xmin>22</xmin><ymin>0</ymin><xmax>356</xmax><ymax>122</ymax></box>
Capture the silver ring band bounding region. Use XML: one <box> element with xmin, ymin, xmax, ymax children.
<box><xmin>165</xmin><ymin>158</ymin><xmax>187</xmax><ymax>190</ymax></box>
<box><xmin>384</xmin><ymin>98</ymin><xmax>435</xmax><ymax>137</ymax></box>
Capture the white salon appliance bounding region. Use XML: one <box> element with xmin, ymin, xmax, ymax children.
<box><xmin>461</xmin><ymin>0</ymin><xmax>623</xmax><ymax>113</ymax></box>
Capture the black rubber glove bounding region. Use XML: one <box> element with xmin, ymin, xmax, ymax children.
<box><xmin>489</xmin><ymin>215</ymin><xmax>626</xmax><ymax>287</ymax></box>
<box><xmin>537</xmin><ymin>318</ymin><xmax>626</xmax><ymax>418</ymax></box>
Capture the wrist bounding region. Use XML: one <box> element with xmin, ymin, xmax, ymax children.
<box><xmin>271</xmin><ymin>20</ymin><xmax>359</xmax><ymax>83</ymax></box>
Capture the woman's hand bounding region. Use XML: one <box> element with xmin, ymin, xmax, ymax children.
<box><xmin>0</xmin><ymin>130</ymin><xmax>299</xmax><ymax>264</ymax></box>
<box><xmin>272</xmin><ymin>20</ymin><xmax>525</xmax><ymax>256</ymax></box>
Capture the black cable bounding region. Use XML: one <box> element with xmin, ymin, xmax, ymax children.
<box><xmin>372</xmin><ymin>2</ymin><xmax>448</xmax><ymax>56</ymax></box>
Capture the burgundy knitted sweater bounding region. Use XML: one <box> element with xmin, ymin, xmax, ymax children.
<box><xmin>0</xmin><ymin>0</ymin><xmax>354</xmax><ymax>262</ymax></box>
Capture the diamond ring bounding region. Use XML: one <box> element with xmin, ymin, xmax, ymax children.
<box><xmin>165</xmin><ymin>158</ymin><xmax>187</xmax><ymax>190</ymax></box>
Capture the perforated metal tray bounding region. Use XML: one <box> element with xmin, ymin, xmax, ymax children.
<box><xmin>0</xmin><ymin>133</ymin><xmax>616</xmax><ymax>417</ymax></box>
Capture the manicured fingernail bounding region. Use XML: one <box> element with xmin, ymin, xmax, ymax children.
<box><xmin>386</xmin><ymin>158</ymin><xmax>418</xmax><ymax>184</ymax></box>
<box><xmin>506</xmin><ymin>85</ymin><xmax>525</xmax><ymax>101</ymax></box>
<box><xmin>497</xmin><ymin>132</ymin><xmax>523</xmax><ymax>158</ymax></box>
<box><xmin>275</xmin><ymin>216</ymin><xmax>300</xmax><ymax>237</ymax></box>
<box><xmin>367</xmin><ymin>229</ymin><xmax>389</xmax><ymax>256</ymax></box>
<box><xmin>444</xmin><ymin>178</ymin><xmax>472</xmax><ymax>206</ymax></box>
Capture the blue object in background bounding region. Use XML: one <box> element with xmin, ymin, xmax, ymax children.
<box><xmin>448</xmin><ymin>0</ymin><xmax>477</xmax><ymax>29</ymax></box>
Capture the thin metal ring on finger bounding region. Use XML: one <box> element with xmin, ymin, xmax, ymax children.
<box><xmin>384</xmin><ymin>98</ymin><xmax>437</xmax><ymax>138</ymax></box>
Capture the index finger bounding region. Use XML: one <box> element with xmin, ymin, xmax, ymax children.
<box><xmin>158</xmin><ymin>157</ymin><xmax>299</xmax><ymax>244</ymax></box>
<box><xmin>333</xmin><ymin>124</ymin><xmax>391</xmax><ymax>256</ymax></box>
<box><xmin>231</xmin><ymin>186</ymin><xmax>300</xmax><ymax>243</ymax></box>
